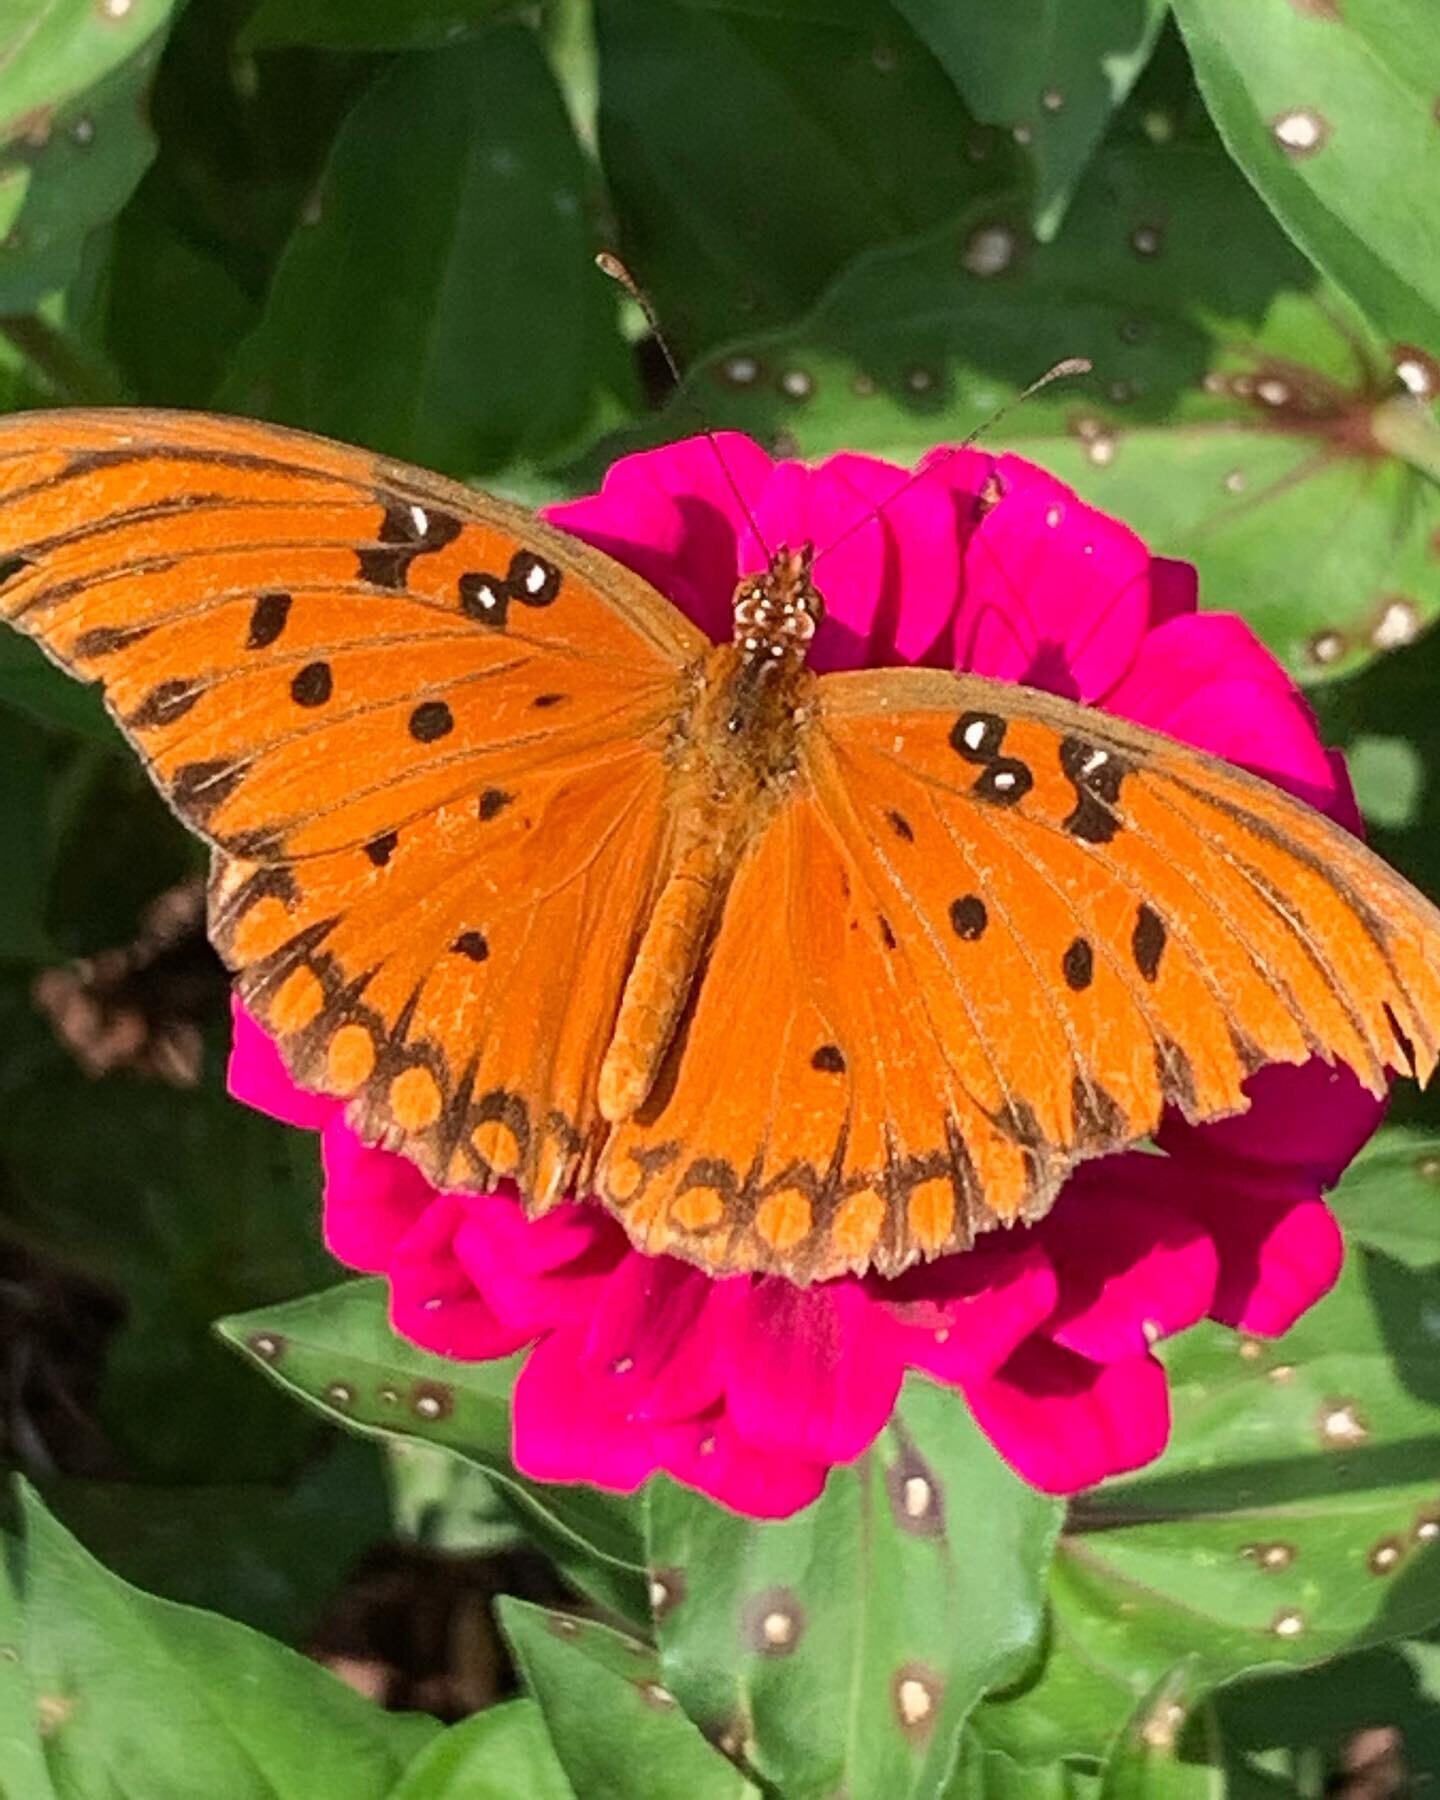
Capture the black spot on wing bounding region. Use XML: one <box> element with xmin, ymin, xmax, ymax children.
<box><xmin>129</xmin><ymin>678</ymin><xmax>202</xmax><ymax>728</ymax></box>
<box><xmin>172</xmin><ymin>758</ymin><xmax>245</xmax><ymax>822</ymax></box>
<box><xmin>365</xmin><ymin>832</ymin><xmax>398</xmax><ymax>867</ymax></box>
<box><xmin>811</xmin><ymin>1044</ymin><xmax>846</xmax><ymax>1073</ymax></box>
<box><xmin>290</xmin><ymin>660</ymin><xmax>333</xmax><ymax>707</ymax></box>
<box><xmin>885</xmin><ymin>809</ymin><xmax>915</xmax><ymax>842</ymax></box>
<box><xmin>357</xmin><ymin>500</ymin><xmax>462</xmax><ymax>589</ymax></box>
<box><xmin>949</xmin><ymin>895</ymin><xmax>987</xmax><ymax>941</ymax></box>
<box><xmin>1060</xmin><ymin>736</ymin><xmax>1131</xmax><ymax>844</ymax></box>
<box><xmin>409</xmin><ymin>700</ymin><xmax>453</xmax><ymax>742</ymax></box>
<box><xmin>247</xmin><ymin>591</ymin><xmax>292</xmax><ymax>650</ymax></box>
<box><xmin>452</xmin><ymin>930</ymin><xmax>489</xmax><ymax>962</ymax></box>
<box><xmin>1062</xmin><ymin>937</ymin><xmax>1094</xmax><ymax>991</ymax></box>
<box><xmin>1133</xmin><ymin>902</ymin><xmax>1166</xmax><ymax>981</ymax></box>
<box><xmin>74</xmin><ymin>622</ymin><xmax>153</xmax><ymax>659</ymax></box>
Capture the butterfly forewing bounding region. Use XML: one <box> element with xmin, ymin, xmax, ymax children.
<box><xmin>0</xmin><ymin>407</ymin><xmax>700</xmax><ymax>1203</ymax></box>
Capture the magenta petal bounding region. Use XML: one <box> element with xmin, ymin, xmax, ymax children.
<box><xmin>227</xmin><ymin>999</ymin><xmax>334</xmax><ymax>1131</ymax></box>
<box><xmin>321</xmin><ymin>1121</ymin><xmax>433</xmax><ymax>1273</ymax></box>
<box><xmin>512</xmin><ymin>1330</ymin><xmax>660</xmax><ymax>1492</ymax></box>
<box><xmin>960</xmin><ymin>460</ymin><xmax>1152</xmax><ymax>700</ymax></box>
<box><xmin>1159</xmin><ymin>1059</ymin><xmax>1385</xmax><ymax>1192</ymax></box>
<box><xmin>454</xmin><ymin>1197</ymin><xmax>621</xmax><ymax>1332</ymax></box>
<box><xmin>1038</xmin><ymin>1167</ymin><xmax>1218</xmax><ymax>1361</ymax></box>
<box><xmin>581</xmin><ymin>1253</ymin><xmax>728</xmax><ymax>1423</ymax></box>
<box><xmin>724</xmin><ymin>1280</ymin><xmax>904</xmax><ymax>1464</ymax></box>
<box><xmin>657</xmin><ymin>1412</ymin><xmax>828</xmax><ymax>1518</ymax></box>
<box><xmin>544</xmin><ymin>432</ymin><xmax>774</xmax><ymax>646</ymax></box>
<box><xmin>1162</xmin><ymin>1158</ymin><xmax>1346</xmax><ymax>1336</ymax></box>
<box><xmin>389</xmin><ymin>1196</ymin><xmax>533</xmax><ymax>1360</ymax></box>
<box><xmin>882</xmin><ymin>1242</ymin><xmax>1058</xmax><ymax>1385</ymax></box>
<box><xmin>967</xmin><ymin>1341</ymin><xmax>1171</xmax><ymax>1493</ymax></box>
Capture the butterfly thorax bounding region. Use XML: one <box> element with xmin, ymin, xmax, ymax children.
<box><xmin>596</xmin><ymin>548</ymin><xmax>824</xmax><ymax>1123</ymax></box>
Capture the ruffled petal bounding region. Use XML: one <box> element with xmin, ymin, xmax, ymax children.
<box><xmin>321</xmin><ymin>1122</ymin><xmax>433</xmax><ymax>1273</ymax></box>
<box><xmin>388</xmin><ymin>1196</ymin><xmax>533</xmax><ymax>1360</ymax></box>
<box><xmin>1158</xmin><ymin>1154</ymin><xmax>1346</xmax><ymax>1336</ymax></box>
<box><xmin>967</xmin><ymin>1340</ymin><xmax>1171</xmax><ymax>1493</ymax></box>
<box><xmin>959</xmin><ymin>459</ymin><xmax>1152</xmax><ymax>699</ymax></box>
<box><xmin>227</xmin><ymin>999</ymin><xmax>334</xmax><ymax>1131</ymax></box>
<box><xmin>581</xmin><ymin>1253</ymin><xmax>730</xmax><ymax>1424</ymax></box>
<box><xmin>723</xmin><ymin>1280</ymin><xmax>906</xmax><ymax>1465</ymax></box>
<box><xmin>453</xmin><ymin>1196</ymin><xmax>621</xmax><ymax>1332</ymax></box>
<box><xmin>657</xmin><ymin>1411</ymin><xmax>829</xmax><ymax>1518</ymax></box>
<box><xmin>882</xmin><ymin>1241</ymin><xmax>1059</xmax><ymax>1385</ymax></box>
<box><xmin>512</xmin><ymin>1328</ymin><xmax>661</xmax><ymax>1492</ymax></box>
<box><xmin>1036</xmin><ymin>1166</ymin><xmax>1218</xmax><ymax>1361</ymax></box>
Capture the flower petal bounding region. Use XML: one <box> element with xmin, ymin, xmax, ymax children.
<box><xmin>321</xmin><ymin>1121</ymin><xmax>433</xmax><ymax>1273</ymax></box>
<box><xmin>882</xmin><ymin>1241</ymin><xmax>1058</xmax><ymax>1385</ymax></box>
<box><xmin>388</xmin><ymin>1195</ymin><xmax>533</xmax><ymax>1360</ymax></box>
<box><xmin>966</xmin><ymin>1340</ymin><xmax>1171</xmax><ymax>1493</ymax></box>
<box><xmin>1038</xmin><ymin>1164</ymin><xmax>1218</xmax><ymax>1361</ymax></box>
<box><xmin>657</xmin><ymin>1412</ymin><xmax>828</xmax><ymax>1519</ymax></box>
<box><xmin>582</xmin><ymin>1253</ymin><xmax>729</xmax><ymax>1423</ymax></box>
<box><xmin>454</xmin><ymin>1196</ymin><xmax>621</xmax><ymax>1332</ymax></box>
<box><xmin>513</xmin><ymin>1329</ymin><xmax>661</xmax><ymax>1492</ymax></box>
<box><xmin>723</xmin><ymin>1279</ymin><xmax>905</xmax><ymax>1464</ymax></box>
<box><xmin>1158</xmin><ymin>1153</ymin><xmax>1346</xmax><ymax>1336</ymax></box>
<box><xmin>227</xmin><ymin>999</ymin><xmax>334</xmax><ymax>1130</ymax></box>
<box><xmin>544</xmin><ymin>432</ymin><xmax>774</xmax><ymax>646</ymax></box>
<box><xmin>959</xmin><ymin>460</ymin><xmax>1152</xmax><ymax>700</ymax></box>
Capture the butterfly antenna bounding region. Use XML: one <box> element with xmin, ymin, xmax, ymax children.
<box><xmin>597</xmin><ymin>251</ymin><xmax>773</xmax><ymax>561</ymax></box>
<box><xmin>812</xmin><ymin>356</ymin><xmax>1093</xmax><ymax>570</ymax></box>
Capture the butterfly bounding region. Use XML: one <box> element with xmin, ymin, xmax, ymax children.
<box><xmin>1</xmin><ymin>406</ymin><xmax>1437</xmax><ymax>1285</ymax></box>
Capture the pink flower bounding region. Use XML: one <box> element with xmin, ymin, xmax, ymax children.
<box><xmin>230</xmin><ymin>435</ymin><xmax>1379</xmax><ymax>1512</ymax></box>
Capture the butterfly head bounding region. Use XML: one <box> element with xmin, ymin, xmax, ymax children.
<box><xmin>731</xmin><ymin>544</ymin><xmax>826</xmax><ymax>666</ymax></box>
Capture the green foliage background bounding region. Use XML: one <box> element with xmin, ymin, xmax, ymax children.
<box><xmin>0</xmin><ymin>1</ymin><xmax>1439</xmax><ymax>1794</ymax></box>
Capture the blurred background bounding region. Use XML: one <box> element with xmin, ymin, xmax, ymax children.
<box><xmin>0</xmin><ymin>2</ymin><xmax>1438</xmax><ymax>1792</ymax></box>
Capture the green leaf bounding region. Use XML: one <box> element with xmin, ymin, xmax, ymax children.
<box><xmin>244</xmin><ymin>0</ymin><xmax>515</xmax><ymax>51</ymax></box>
<box><xmin>218</xmin><ymin>1279</ymin><xmax>649</xmax><ymax>1624</ymax></box>
<box><xmin>0</xmin><ymin>632</ymin><xmax>113</xmax><ymax>742</ymax></box>
<box><xmin>1317</xmin><ymin>1126</ymin><xmax>1440</xmax><ymax>1269</ymax></box>
<box><xmin>947</xmin><ymin>1745</ymin><xmax>1097</xmax><ymax>1799</ymax></box>
<box><xmin>224</xmin><ymin>30</ymin><xmax>633</xmax><ymax>477</ymax></box>
<box><xmin>498</xmin><ymin>1599</ymin><xmax>756</xmax><ymax>1800</ymax></box>
<box><xmin>389</xmin><ymin>1700</ymin><xmax>574</xmax><ymax>1800</ymax></box>
<box><xmin>8</xmin><ymin>1481</ymin><xmax>439</xmax><ymax>1797</ymax></box>
<box><xmin>593</xmin><ymin>0</ymin><xmax>1016</xmax><ymax>356</ymax></box>
<box><xmin>974</xmin><ymin>1182</ymin><xmax>1440</xmax><ymax>1768</ymax></box>
<box><xmin>1172</xmin><ymin>0</ymin><xmax>1440</xmax><ymax>357</ymax></box>
<box><xmin>0</xmin><ymin>706</ymin><xmax>54</xmax><ymax>963</ymax></box>
<box><xmin>0</xmin><ymin>0</ymin><xmax>178</xmax><ymax>312</ymax></box>
<box><xmin>1212</xmin><ymin>1629</ymin><xmax>1440</xmax><ymax>1793</ymax></box>
<box><xmin>1099</xmin><ymin>1668</ymin><xmax>1223</xmax><ymax>1799</ymax></box>
<box><xmin>42</xmin><ymin>1437</ymin><xmax>388</xmax><ymax>1643</ymax></box>
<box><xmin>601</xmin><ymin>135</ymin><xmax>1440</xmax><ymax>685</ymax></box>
<box><xmin>891</xmin><ymin>0</ymin><xmax>1169</xmax><ymax>236</ymax></box>
<box><xmin>646</xmin><ymin>1376</ymin><xmax>1061</xmax><ymax>1800</ymax></box>
<box><xmin>0</xmin><ymin>1537</ymin><xmax>52</xmax><ymax>1800</ymax></box>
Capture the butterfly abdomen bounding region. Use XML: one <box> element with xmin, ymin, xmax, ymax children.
<box><xmin>598</xmin><ymin>827</ymin><xmax>730</xmax><ymax>1123</ymax></box>
<box><xmin>598</xmin><ymin>639</ymin><xmax>812</xmax><ymax>1124</ymax></box>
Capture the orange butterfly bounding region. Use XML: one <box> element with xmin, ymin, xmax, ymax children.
<box><xmin>2</xmin><ymin>408</ymin><xmax>1437</xmax><ymax>1284</ymax></box>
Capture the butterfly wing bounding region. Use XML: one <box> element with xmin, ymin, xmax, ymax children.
<box><xmin>598</xmin><ymin>666</ymin><xmax>1440</xmax><ymax>1280</ymax></box>
<box><xmin>0</xmin><ymin>407</ymin><xmax>704</xmax><ymax>1199</ymax></box>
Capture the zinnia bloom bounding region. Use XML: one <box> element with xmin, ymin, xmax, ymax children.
<box><xmin>230</xmin><ymin>434</ymin><xmax>1380</xmax><ymax>1515</ymax></box>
